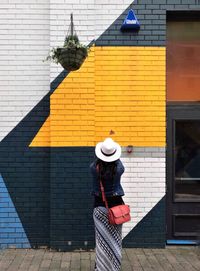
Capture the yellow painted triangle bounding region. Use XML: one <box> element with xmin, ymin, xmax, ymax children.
<box><xmin>30</xmin><ymin>46</ymin><xmax>166</xmax><ymax>147</ymax></box>
<box><xmin>30</xmin><ymin>116</ymin><xmax>50</xmax><ymax>147</ymax></box>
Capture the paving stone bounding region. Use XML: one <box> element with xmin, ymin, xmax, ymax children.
<box><xmin>164</xmin><ymin>250</ymin><xmax>185</xmax><ymax>271</ymax></box>
<box><xmin>60</xmin><ymin>252</ymin><xmax>71</xmax><ymax>271</ymax></box>
<box><xmin>70</xmin><ymin>252</ymin><xmax>81</xmax><ymax>271</ymax></box>
<box><xmin>152</xmin><ymin>249</ymin><xmax>173</xmax><ymax>271</ymax></box>
<box><xmin>28</xmin><ymin>249</ymin><xmax>46</xmax><ymax>271</ymax></box>
<box><xmin>90</xmin><ymin>252</ymin><xmax>95</xmax><ymax>271</ymax></box>
<box><xmin>80</xmin><ymin>259</ymin><xmax>90</xmax><ymax>271</ymax></box>
<box><xmin>121</xmin><ymin>249</ymin><xmax>132</xmax><ymax>271</ymax></box>
<box><xmin>80</xmin><ymin>251</ymin><xmax>90</xmax><ymax>260</ymax></box>
<box><xmin>49</xmin><ymin>252</ymin><xmax>62</xmax><ymax>271</ymax></box>
<box><xmin>0</xmin><ymin>247</ymin><xmax>199</xmax><ymax>270</ymax></box>
<box><xmin>143</xmin><ymin>249</ymin><xmax>165</xmax><ymax>271</ymax></box>
<box><xmin>125</xmin><ymin>248</ymin><xmax>143</xmax><ymax>270</ymax></box>
<box><xmin>18</xmin><ymin>249</ymin><xmax>37</xmax><ymax>271</ymax></box>
<box><xmin>177</xmin><ymin>249</ymin><xmax>200</xmax><ymax>271</ymax></box>
<box><xmin>7</xmin><ymin>249</ymin><xmax>27</xmax><ymax>271</ymax></box>
<box><xmin>0</xmin><ymin>249</ymin><xmax>17</xmax><ymax>271</ymax></box>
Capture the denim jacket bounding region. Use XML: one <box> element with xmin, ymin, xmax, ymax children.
<box><xmin>90</xmin><ymin>159</ymin><xmax>125</xmax><ymax>197</ymax></box>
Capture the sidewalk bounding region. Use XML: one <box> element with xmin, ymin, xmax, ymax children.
<box><xmin>0</xmin><ymin>247</ymin><xmax>200</xmax><ymax>271</ymax></box>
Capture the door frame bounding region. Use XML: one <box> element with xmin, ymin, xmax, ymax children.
<box><xmin>166</xmin><ymin>103</ymin><xmax>200</xmax><ymax>241</ymax></box>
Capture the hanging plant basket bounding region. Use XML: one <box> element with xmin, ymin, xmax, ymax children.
<box><xmin>46</xmin><ymin>14</ymin><xmax>89</xmax><ymax>71</ymax></box>
<box><xmin>57</xmin><ymin>45</ymin><xmax>88</xmax><ymax>71</ymax></box>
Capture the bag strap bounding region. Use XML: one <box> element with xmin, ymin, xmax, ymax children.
<box><xmin>97</xmin><ymin>164</ymin><xmax>109</xmax><ymax>210</ymax></box>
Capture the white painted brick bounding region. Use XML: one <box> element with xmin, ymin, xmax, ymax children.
<box><xmin>145</xmin><ymin>157</ymin><xmax>160</xmax><ymax>162</ymax></box>
<box><xmin>0</xmin><ymin>0</ymin><xmax>50</xmax><ymax>141</ymax></box>
<box><xmin>50</xmin><ymin>0</ymin><xmax>133</xmax><ymax>79</ymax></box>
<box><xmin>138</xmin><ymin>162</ymin><xmax>152</xmax><ymax>167</ymax></box>
<box><xmin>122</xmin><ymin>152</ymin><xmax>165</xmax><ymax>238</ymax></box>
<box><xmin>131</xmin><ymin>167</ymin><xmax>145</xmax><ymax>173</ymax></box>
<box><xmin>151</xmin><ymin>162</ymin><xmax>165</xmax><ymax>167</ymax></box>
<box><xmin>121</xmin><ymin>158</ymin><xmax>131</xmax><ymax>163</ymax></box>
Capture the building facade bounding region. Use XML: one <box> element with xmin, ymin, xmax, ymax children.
<box><xmin>0</xmin><ymin>0</ymin><xmax>199</xmax><ymax>250</ymax></box>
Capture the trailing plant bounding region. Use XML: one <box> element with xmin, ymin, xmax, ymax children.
<box><xmin>45</xmin><ymin>14</ymin><xmax>89</xmax><ymax>71</ymax></box>
<box><xmin>46</xmin><ymin>35</ymin><xmax>89</xmax><ymax>64</ymax></box>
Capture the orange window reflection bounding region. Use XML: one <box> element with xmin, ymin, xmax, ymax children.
<box><xmin>167</xmin><ymin>20</ymin><xmax>200</xmax><ymax>101</ymax></box>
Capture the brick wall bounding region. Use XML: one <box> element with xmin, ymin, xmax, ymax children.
<box><xmin>49</xmin><ymin>0</ymin><xmax>132</xmax><ymax>81</ymax></box>
<box><xmin>31</xmin><ymin>46</ymin><xmax>165</xmax><ymax>147</ymax></box>
<box><xmin>0</xmin><ymin>0</ymin><xmax>50</xmax><ymax>249</ymax></box>
<box><xmin>0</xmin><ymin>0</ymin><xmax>50</xmax><ymax>141</ymax></box>
<box><xmin>0</xmin><ymin>94</ymin><xmax>50</xmax><ymax>249</ymax></box>
<box><xmin>121</xmin><ymin>148</ymin><xmax>165</xmax><ymax>242</ymax></box>
<box><xmin>0</xmin><ymin>0</ymin><xmax>200</xmax><ymax>250</ymax></box>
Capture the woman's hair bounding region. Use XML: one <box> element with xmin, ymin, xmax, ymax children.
<box><xmin>96</xmin><ymin>158</ymin><xmax>117</xmax><ymax>181</ymax></box>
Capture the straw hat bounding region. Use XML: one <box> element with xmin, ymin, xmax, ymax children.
<box><xmin>95</xmin><ymin>138</ymin><xmax>121</xmax><ymax>162</ymax></box>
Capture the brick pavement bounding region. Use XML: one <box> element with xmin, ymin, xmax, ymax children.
<box><xmin>0</xmin><ymin>247</ymin><xmax>199</xmax><ymax>271</ymax></box>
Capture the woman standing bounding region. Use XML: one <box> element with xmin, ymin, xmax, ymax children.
<box><xmin>90</xmin><ymin>137</ymin><xmax>125</xmax><ymax>271</ymax></box>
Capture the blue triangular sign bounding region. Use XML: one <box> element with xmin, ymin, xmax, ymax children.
<box><xmin>121</xmin><ymin>9</ymin><xmax>140</xmax><ymax>31</ymax></box>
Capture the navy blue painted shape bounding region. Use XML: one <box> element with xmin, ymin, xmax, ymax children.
<box><xmin>0</xmin><ymin>93</ymin><xmax>50</xmax><ymax>248</ymax></box>
<box><xmin>50</xmin><ymin>148</ymin><xmax>96</xmax><ymax>251</ymax></box>
<box><xmin>123</xmin><ymin>197</ymin><xmax>166</xmax><ymax>248</ymax></box>
<box><xmin>0</xmin><ymin>109</ymin><xmax>96</xmax><ymax>251</ymax></box>
<box><xmin>121</xmin><ymin>9</ymin><xmax>140</xmax><ymax>31</ymax></box>
<box><xmin>50</xmin><ymin>70</ymin><xmax>69</xmax><ymax>93</ymax></box>
<box><xmin>95</xmin><ymin>1</ymin><xmax>199</xmax><ymax>46</ymax></box>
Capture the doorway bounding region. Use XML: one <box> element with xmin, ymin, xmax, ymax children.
<box><xmin>167</xmin><ymin>105</ymin><xmax>200</xmax><ymax>242</ymax></box>
<box><xmin>166</xmin><ymin>11</ymin><xmax>200</xmax><ymax>243</ymax></box>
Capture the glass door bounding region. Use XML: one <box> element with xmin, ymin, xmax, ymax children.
<box><xmin>174</xmin><ymin>120</ymin><xmax>200</xmax><ymax>201</ymax></box>
<box><xmin>167</xmin><ymin>107</ymin><xmax>200</xmax><ymax>241</ymax></box>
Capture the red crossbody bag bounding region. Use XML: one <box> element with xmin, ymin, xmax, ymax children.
<box><xmin>97</xmin><ymin>165</ymin><xmax>131</xmax><ymax>225</ymax></box>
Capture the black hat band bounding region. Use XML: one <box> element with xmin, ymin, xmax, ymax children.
<box><xmin>101</xmin><ymin>148</ymin><xmax>117</xmax><ymax>157</ymax></box>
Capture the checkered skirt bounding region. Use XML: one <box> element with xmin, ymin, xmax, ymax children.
<box><xmin>93</xmin><ymin>206</ymin><xmax>122</xmax><ymax>271</ymax></box>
